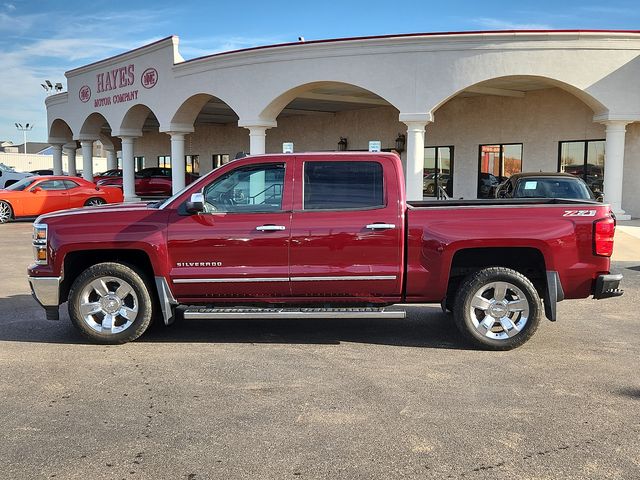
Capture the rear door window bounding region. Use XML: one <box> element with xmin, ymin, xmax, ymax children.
<box><xmin>303</xmin><ymin>161</ymin><xmax>384</xmax><ymax>210</ymax></box>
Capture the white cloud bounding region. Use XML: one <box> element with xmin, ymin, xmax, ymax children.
<box><xmin>473</xmin><ymin>17</ymin><xmax>552</xmax><ymax>30</ymax></box>
<box><xmin>0</xmin><ymin>7</ymin><xmax>172</xmax><ymax>143</ymax></box>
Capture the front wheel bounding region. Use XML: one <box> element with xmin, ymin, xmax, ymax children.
<box><xmin>68</xmin><ymin>262</ymin><xmax>154</xmax><ymax>344</ymax></box>
<box><xmin>0</xmin><ymin>201</ymin><xmax>13</xmax><ymax>223</ymax></box>
<box><xmin>453</xmin><ymin>267</ymin><xmax>542</xmax><ymax>350</ymax></box>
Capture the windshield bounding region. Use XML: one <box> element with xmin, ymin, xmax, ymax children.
<box><xmin>5</xmin><ymin>177</ymin><xmax>36</xmax><ymax>191</ymax></box>
<box><xmin>514</xmin><ymin>177</ymin><xmax>595</xmax><ymax>200</ymax></box>
<box><xmin>0</xmin><ymin>163</ymin><xmax>16</xmax><ymax>172</ymax></box>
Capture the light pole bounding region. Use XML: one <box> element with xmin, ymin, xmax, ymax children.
<box><xmin>15</xmin><ymin>123</ymin><xmax>33</xmax><ymax>154</ymax></box>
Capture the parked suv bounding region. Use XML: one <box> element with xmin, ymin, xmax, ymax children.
<box><xmin>0</xmin><ymin>163</ymin><xmax>32</xmax><ymax>188</ymax></box>
<box><xmin>495</xmin><ymin>172</ymin><xmax>600</xmax><ymax>201</ymax></box>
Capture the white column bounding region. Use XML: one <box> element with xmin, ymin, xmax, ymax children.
<box><xmin>401</xmin><ymin>117</ymin><xmax>429</xmax><ymax>201</ymax></box>
<box><xmin>51</xmin><ymin>144</ymin><xmax>63</xmax><ymax>175</ymax></box>
<box><xmin>239</xmin><ymin>120</ymin><xmax>276</xmax><ymax>155</ymax></box>
<box><xmin>106</xmin><ymin>149</ymin><xmax>118</xmax><ymax>170</ymax></box>
<box><xmin>64</xmin><ymin>145</ymin><xmax>77</xmax><ymax>176</ymax></box>
<box><xmin>248</xmin><ymin>126</ymin><xmax>267</xmax><ymax>155</ymax></box>
<box><xmin>80</xmin><ymin>140</ymin><xmax>94</xmax><ymax>181</ymax></box>
<box><xmin>169</xmin><ymin>133</ymin><xmax>186</xmax><ymax>194</ymax></box>
<box><xmin>603</xmin><ymin>121</ymin><xmax>630</xmax><ymax>220</ymax></box>
<box><xmin>120</xmin><ymin>136</ymin><xmax>139</xmax><ymax>202</ymax></box>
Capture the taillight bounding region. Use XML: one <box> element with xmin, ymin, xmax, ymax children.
<box><xmin>594</xmin><ymin>217</ymin><xmax>615</xmax><ymax>257</ymax></box>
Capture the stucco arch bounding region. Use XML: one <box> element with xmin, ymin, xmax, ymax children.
<box><xmin>48</xmin><ymin>118</ymin><xmax>73</xmax><ymax>143</ymax></box>
<box><xmin>78</xmin><ymin>112</ymin><xmax>111</xmax><ymax>139</ymax></box>
<box><xmin>116</xmin><ymin>103</ymin><xmax>160</xmax><ymax>136</ymax></box>
<box><xmin>428</xmin><ymin>75</ymin><xmax>609</xmax><ymax>118</ymax></box>
<box><xmin>163</xmin><ymin>93</ymin><xmax>239</xmax><ymax>132</ymax></box>
<box><xmin>257</xmin><ymin>81</ymin><xmax>400</xmax><ymax>122</ymax></box>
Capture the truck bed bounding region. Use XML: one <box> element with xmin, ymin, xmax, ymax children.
<box><xmin>407</xmin><ymin>198</ymin><xmax>601</xmax><ymax>208</ymax></box>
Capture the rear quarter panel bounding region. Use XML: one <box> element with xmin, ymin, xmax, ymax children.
<box><xmin>405</xmin><ymin>204</ymin><xmax>612</xmax><ymax>302</ymax></box>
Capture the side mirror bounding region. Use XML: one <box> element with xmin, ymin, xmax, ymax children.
<box><xmin>31</xmin><ymin>186</ymin><xmax>42</xmax><ymax>193</ymax></box>
<box><xmin>185</xmin><ymin>192</ymin><xmax>205</xmax><ymax>214</ymax></box>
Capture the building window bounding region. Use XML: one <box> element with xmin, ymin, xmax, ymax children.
<box><xmin>134</xmin><ymin>156</ymin><xmax>145</xmax><ymax>171</ymax></box>
<box><xmin>186</xmin><ymin>155</ymin><xmax>200</xmax><ymax>175</ymax></box>
<box><xmin>478</xmin><ymin>143</ymin><xmax>523</xmax><ymax>198</ymax></box>
<box><xmin>424</xmin><ymin>146</ymin><xmax>454</xmax><ymax>197</ymax></box>
<box><xmin>158</xmin><ymin>156</ymin><xmax>171</xmax><ymax>168</ymax></box>
<box><xmin>213</xmin><ymin>154</ymin><xmax>230</xmax><ymax>169</ymax></box>
<box><xmin>558</xmin><ymin>140</ymin><xmax>605</xmax><ymax>195</ymax></box>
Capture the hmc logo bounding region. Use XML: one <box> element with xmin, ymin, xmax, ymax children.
<box><xmin>79</xmin><ymin>85</ymin><xmax>91</xmax><ymax>103</ymax></box>
<box><xmin>141</xmin><ymin>68</ymin><xmax>158</xmax><ymax>89</ymax></box>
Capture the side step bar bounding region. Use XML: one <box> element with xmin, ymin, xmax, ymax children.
<box><xmin>182</xmin><ymin>307</ymin><xmax>406</xmax><ymax>320</ymax></box>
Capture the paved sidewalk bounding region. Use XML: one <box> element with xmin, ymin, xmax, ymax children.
<box><xmin>614</xmin><ymin>219</ymin><xmax>640</xmax><ymax>262</ymax></box>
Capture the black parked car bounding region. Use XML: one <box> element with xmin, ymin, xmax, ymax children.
<box><xmin>495</xmin><ymin>172</ymin><xmax>601</xmax><ymax>201</ymax></box>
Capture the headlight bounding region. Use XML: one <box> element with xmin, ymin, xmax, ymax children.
<box><xmin>33</xmin><ymin>223</ymin><xmax>48</xmax><ymax>265</ymax></box>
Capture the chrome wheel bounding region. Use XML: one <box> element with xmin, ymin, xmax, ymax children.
<box><xmin>78</xmin><ymin>276</ymin><xmax>138</xmax><ymax>334</ymax></box>
<box><xmin>0</xmin><ymin>201</ymin><xmax>12</xmax><ymax>223</ymax></box>
<box><xmin>85</xmin><ymin>198</ymin><xmax>106</xmax><ymax>207</ymax></box>
<box><xmin>468</xmin><ymin>281</ymin><xmax>530</xmax><ymax>340</ymax></box>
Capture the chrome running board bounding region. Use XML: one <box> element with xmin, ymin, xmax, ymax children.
<box><xmin>182</xmin><ymin>306</ymin><xmax>406</xmax><ymax>320</ymax></box>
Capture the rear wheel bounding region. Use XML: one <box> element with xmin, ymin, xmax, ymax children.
<box><xmin>0</xmin><ymin>201</ymin><xmax>13</xmax><ymax>223</ymax></box>
<box><xmin>68</xmin><ymin>262</ymin><xmax>154</xmax><ymax>344</ymax></box>
<box><xmin>453</xmin><ymin>267</ymin><xmax>541</xmax><ymax>350</ymax></box>
<box><xmin>84</xmin><ymin>197</ymin><xmax>106</xmax><ymax>207</ymax></box>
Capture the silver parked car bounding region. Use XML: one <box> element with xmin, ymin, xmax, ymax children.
<box><xmin>0</xmin><ymin>163</ymin><xmax>32</xmax><ymax>189</ymax></box>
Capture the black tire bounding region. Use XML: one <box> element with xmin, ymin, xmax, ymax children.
<box><xmin>84</xmin><ymin>197</ymin><xmax>106</xmax><ymax>207</ymax></box>
<box><xmin>0</xmin><ymin>200</ymin><xmax>13</xmax><ymax>224</ymax></box>
<box><xmin>425</xmin><ymin>184</ymin><xmax>435</xmax><ymax>195</ymax></box>
<box><xmin>453</xmin><ymin>267</ymin><xmax>542</xmax><ymax>350</ymax></box>
<box><xmin>68</xmin><ymin>262</ymin><xmax>154</xmax><ymax>344</ymax></box>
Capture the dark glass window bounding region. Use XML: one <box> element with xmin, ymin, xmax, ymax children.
<box><xmin>558</xmin><ymin>140</ymin><xmax>605</xmax><ymax>195</ymax></box>
<box><xmin>134</xmin><ymin>156</ymin><xmax>145</xmax><ymax>171</ymax></box>
<box><xmin>478</xmin><ymin>144</ymin><xmax>523</xmax><ymax>198</ymax></box>
<box><xmin>63</xmin><ymin>180</ymin><xmax>79</xmax><ymax>189</ymax></box>
<box><xmin>158</xmin><ymin>156</ymin><xmax>171</xmax><ymax>168</ymax></box>
<box><xmin>424</xmin><ymin>146</ymin><xmax>454</xmax><ymax>197</ymax></box>
<box><xmin>303</xmin><ymin>161</ymin><xmax>384</xmax><ymax>210</ymax></box>
<box><xmin>213</xmin><ymin>154</ymin><xmax>230</xmax><ymax>169</ymax></box>
<box><xmin>186</xmin><ymin>155</ymin><xmax>199</xmax><ymax>175</ymax></box>
<box><xmin>204</xmin><ymin>163</ymin><xmax>285</xmax><ymax>213</ymax></box>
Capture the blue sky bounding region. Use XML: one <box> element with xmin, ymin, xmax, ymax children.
<box><xmin>1</xmin><ymin>0</ymin><xmax>639</xmax><ymax>143</ymax></box>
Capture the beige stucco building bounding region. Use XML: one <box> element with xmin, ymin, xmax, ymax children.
<box><xmin>45</xmin><ymin>30</ymin><xmax>640</xmax><ymax>218</ymax></box>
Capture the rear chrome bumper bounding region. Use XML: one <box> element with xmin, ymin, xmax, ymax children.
<box><xmin>593</xmin><ymin>274</ymin><xmax>623</xmax><ymax>299</ymax></box>
<box><xmin>28</xmin><ymin>276</ymin><xmax>61</xmax><ymax>307</ymax></box>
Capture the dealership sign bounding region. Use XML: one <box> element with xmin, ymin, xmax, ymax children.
<box><xmin>81</xmin><ymin>64</ymin><xmax>158</xmax><ymax>108</ymax></box>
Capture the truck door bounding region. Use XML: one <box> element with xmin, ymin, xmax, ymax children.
<box><xmin>289</xmin><ymin>155</ymin><xmax>403</xmax><ymax>300</ymax></box>
<box><xmin>167</xmin><ymin>160</ymin><xmax>292</xmax><ymax>300</ymax></box>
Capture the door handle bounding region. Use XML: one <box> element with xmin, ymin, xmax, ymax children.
<box><xmin>366</xmin><ymin>223</ymin><xmax>396</xmax><ymax>230</ymax></box>
<box><xmin>256</xmin><ymin>225</ymin><xmax>286</xmax><ymax>231</ymax></box>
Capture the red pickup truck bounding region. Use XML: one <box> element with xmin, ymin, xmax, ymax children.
<box><xmin>27</xmin><ymin>153</ymin><xmax>622</xmax><ymax>350</ymax></box>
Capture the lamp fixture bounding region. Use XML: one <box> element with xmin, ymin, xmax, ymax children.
<box><xmin>337</xmin><ymin>137</ymin><xmax>348</xmax><ymax>151</ymax></box>
<box><xmin>395</xmin><ymin>133</ymin><xmax>406</xmax><ymax>153</ymax></box>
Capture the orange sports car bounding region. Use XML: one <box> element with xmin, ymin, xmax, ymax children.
<box><xmin>0</xmin><ymin>176</ymin><xmax>124</xmax><ymax>223</ymax></box>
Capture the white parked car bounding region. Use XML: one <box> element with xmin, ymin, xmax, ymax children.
<box><xmin>0</xmin><ymin>163</ymin><xmax>32</xmax><ymax>188</ymax></box>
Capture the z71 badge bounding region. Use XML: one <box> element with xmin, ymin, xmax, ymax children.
<box><xmin>563</xmin><ymin>210</ymin><xmax>596</xmax><ymax>217</ymax></box>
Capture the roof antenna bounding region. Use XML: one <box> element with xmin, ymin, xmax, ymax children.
<box><xmin>298</xmin><ymin>36</ymin><xmax>305</xmax><ymax>42</ymax></box>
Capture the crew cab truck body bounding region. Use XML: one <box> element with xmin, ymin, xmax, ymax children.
<box><xmin>27</xmin><ymin>153</ymin><xmax>622</xmax><ymax>350</ymax></box>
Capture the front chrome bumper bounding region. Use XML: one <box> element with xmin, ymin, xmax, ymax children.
<box><xmin>28</xmin><ymin>276</ymin><xmax>61</xmax><ymax>307</ymax></box>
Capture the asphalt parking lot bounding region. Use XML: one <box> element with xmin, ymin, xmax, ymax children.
<box><xmin>1</xmin><ymin>221</ymin><xmax>639</xmax><ymax>479</ymax></box>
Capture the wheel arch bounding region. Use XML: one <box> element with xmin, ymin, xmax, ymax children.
<box><xmin>61</xmin><ymin>249</ymin><xmax>156</xmax><ymax>303</ymax></box>
<box><xmin>444</xmin><ymin>246</ymin><xmax>558</xmax><ymax>320</ymax></box>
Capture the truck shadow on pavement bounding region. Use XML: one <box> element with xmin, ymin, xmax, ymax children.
<box><xmin>0</xmin><ymin>295</ymin><xmax>471</xmax><ymax>349</ymax></box>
